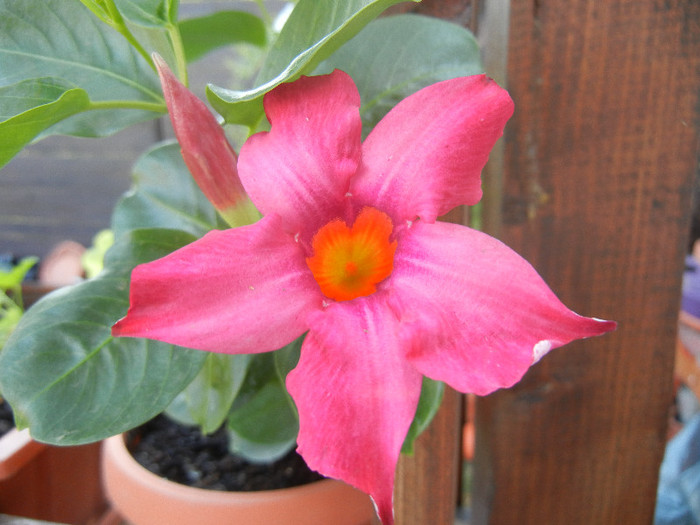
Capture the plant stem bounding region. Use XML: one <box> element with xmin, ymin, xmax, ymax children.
<box><xmin>0</xmin><ymin>291</ymin><xmax>17</xmax><ymax>310</ymax></box>
<box><xmin>167</xmin><ymin>23</ymin><xmax>189</xmax><ymax>86</ymax></box>
<box><xmin>103</xmin><ymin>0</ymin><xmax>156</xmax><ymax>71</ymax></box>
<box><xmin>254</xmin><ymin>0</ymin><xmax>273</xmax><ymax>27</ymax></box>
<box><xmin>469</xmin><ymin>201</ymin><xmax>483</xmax><ymax>231</ymax></box>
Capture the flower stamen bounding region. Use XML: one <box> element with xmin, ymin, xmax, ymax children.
<box><xmin>307</xmin><ymin>207</ymin><xmax>397</xmax><ymax>302</ymax></box>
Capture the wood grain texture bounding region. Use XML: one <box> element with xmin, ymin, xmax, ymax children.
<box><xmin>395</xmin><ymin>387</ymin><xmax>463</xmax><ymax>525</ymax></box>
<box><xmin>0</xmin><ymin>125</ymin><xmax>155</xmax><ymax>260</ymax></box>
<box><xmin>473</xmin><ymin>1</ymin><xmax>700</xmax><ymax>523</ymax></box>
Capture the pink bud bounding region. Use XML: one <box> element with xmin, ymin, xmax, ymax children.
<box><xmin>153</xmin><ymin>53</ymin><xmax>259</xmax><ymax>227</ymax></box>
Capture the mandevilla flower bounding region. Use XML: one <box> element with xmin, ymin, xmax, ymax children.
<box><xmin>113</xmin><ymin>67</ymin><xmax>615</xmax><ymax>525</ymax></box>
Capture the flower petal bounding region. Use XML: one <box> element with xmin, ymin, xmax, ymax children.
<box><xmin>390</xmin><ymin>221</ymin><xmax>616</xmax><ymax>395</ymax></box>
<box><xmin>237</xmin><ymin>70</ymin><xmax>362</xmax><ymax>239</ymax></box>
<box><xmin>113</xmin><ymin>214</ymin><xmax>321</xmax><ymax>353</ymax></box>
<box><xmin>350</xmin><ymin>75</ymin><xmax>514</xmax><ymax>224</ymax></box>
<box><xmin>287</xmin><ymin>296</ymin><xmax>423</xmax><ymax>525</ymax></box>
<box><xmin>153</xmin><ymin>54</ymin><xmax>259</xmax><ymax>227</ymax></box>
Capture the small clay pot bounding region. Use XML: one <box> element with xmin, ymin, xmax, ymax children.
<box><xmin>101</xmin><ymin>434</ymin><xmax>378</xmax><ymax>525</ymax></box>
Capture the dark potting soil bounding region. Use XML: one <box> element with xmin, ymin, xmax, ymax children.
<box><xmin>0</xmin><ymin>399</ymin><xmax>14</xmax><ymax>438</ymax></box>
<box><xmin>127</xmin><ymin>414</ymin><xmax>323</xmax><ymax>492</ymax></box>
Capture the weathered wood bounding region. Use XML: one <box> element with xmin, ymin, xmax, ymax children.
<box><xmin>0</xmin><ymin>123</ymin><xmax>159</xmax><ymax>260</ymax></box>
<box><xmin>395</xmin><ymin>387</ymin><xmax>463</xmax><ymax>525</ymax></box>
<box><xmin>473</xmin><ymin>1</ymin><xmax>700</xmax><ymax>523</ymax></box>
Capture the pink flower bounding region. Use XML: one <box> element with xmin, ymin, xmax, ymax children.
<box><xmin>113</xmin><ymin>70</ymin><xmax>615</xmax><ymax>525</ymax></box>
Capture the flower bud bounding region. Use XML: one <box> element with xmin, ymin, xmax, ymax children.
<box><xmin>153</xmin><ymin>53</ymin><xmax>259</xmax><ymax>227</ymax></box>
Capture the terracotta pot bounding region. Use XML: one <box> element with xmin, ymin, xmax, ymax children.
<box><xmin>101</xmin><ymin>434</ymin><xmax>379</xmax><ymax>525</ymax></box>
<box><xmin>0</xmin><ymin>428</ymin><xmax>106</xmax><ymax>523</ymax></box>
<box><xmin>0</xmin><ymin>427</ymin><xmax>45</xmax><ymax>481</ymax></box>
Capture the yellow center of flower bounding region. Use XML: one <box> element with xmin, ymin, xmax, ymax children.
<box><xmin>306</xmin><ymin>207</ymin><xmax>397</xmax><ymax>302</ymax></box>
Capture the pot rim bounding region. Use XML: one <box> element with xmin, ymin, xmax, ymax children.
<box><xmin>0</xmin><ymin>427</ymin><xmax>46</xmax><ymax>481</ymax></box>
<box><xmin>102</xmin><ymin>433</ymin><xmax>343</xmax><ymax>503</ymax></box>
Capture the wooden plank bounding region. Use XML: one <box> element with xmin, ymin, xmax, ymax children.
<box><xmin>472</xmin><ymin>1</ymin><xmax>700</xmax><ymax>523</ymax></box>
<box><xmin>0</xmin><ymin>122</ymin><xmax>160</xmax><ymax>260</ymax></box>
<box><xmin>395</xmin><ymin>387</ymin><xmax>463</xmax><ymax>525</ymax></box>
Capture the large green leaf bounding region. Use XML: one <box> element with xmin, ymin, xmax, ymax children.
<box><xmin>0</xmin><ymin>0</ymin><xmax>164</xmax><ymax>141</ymax></box>
<box><xmin>167</xmin><ymin>353</ymin><xmax>251</xmax><ymax>434</ymax></box>
<box><xmin>0</xmin><ymin>228</ymin><xmax>206</xmax><ymax>445</ymax></box>
<box><xmin>0</xmin><ymin>78</ymin><xmax>90</xmax><ymax>169</ymax></box>
<box><xmin>318</xmin><ymin>14</ymin><xmax>483</xmax><ymax>136</ymax></box>
<box><xmin>207</xmin><ymin>0</ymin><xmax>416</xmax><ymax>128</ymax></box>
<box><xmin>179</xmin><ymin>10</ymin><xmax>267</xmax><ymax>63</ymax></box>
<box><xmin>167</xmin><ymin>323</ymin><xmax>302</xmax><ymax>440</ymax></box>
<box><xmin>227</xmin><ymin>350</ymin><xmax>300</xmax><ymax>462</ymax></box>
<box><xmin>112</xmin><ymin>141</ymin><xmax>226</xmax><ymax>238</ymax></box>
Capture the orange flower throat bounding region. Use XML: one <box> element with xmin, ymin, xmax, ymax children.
<box><xmin>307</xmin><ymin>207</ymin><xmax>397</xmax><ymax>302</ymax></box>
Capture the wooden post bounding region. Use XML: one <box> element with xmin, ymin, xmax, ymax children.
<box><xmin>395</xmin><ymin>386</ymin><xmax>463</xmax><ymax>525</ymax></box>
<box><xmin>473</xmin><ymin>1</ymin><xmax>700</xmax><ymax>524</ymax></box>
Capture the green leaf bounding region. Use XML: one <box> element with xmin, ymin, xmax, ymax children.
<box><xmin>0</xmin><ymin>228</ymin><xmax>206</xmax><ymax>445</ymax></box>
<box><xmin>112</xmin><ymin>141</ymin><xmax>226</xmax><ymax>238</ymax></box>
<box><xmin>82</xmin><ymin>229</ymin><xmax>115</xmax><ymax>279</ymax></box>
<box><xmin>273</xmin><ymin>335</ymin><xmax>303</xmax><ymax>382</ymax></box>
<box><xmin>112</xmin><ymin>0</ymin><xmax>185</xmax><ymax>81</ymax></box>
<box><xmin>207</xmin><ymin>0</ymin><xmax>416</xmax><ymax>128</ymax></box>
<box><xmin>114</xmin><ymin>0</ymin><xmax>177</xmax><ymax>27</ymax></box>
<box><xmin>102</xmin><ymin>227</ymin><xmax>197</xmax><ymax>275</ymax></box>
<box><xmin>0</xmin><ymin>256</ymin><xmax>39</xmax><ymax>291</ymax></box>
<box><xmin>0</xmin><ymin>257</ymin><xmax>39</xmax><ymax>351</ymax></box>
<box><xmin>0</xmin><ymin>0</ymin><xmax>164</xmax><ymax>141</ymax></box>
<box><xmin>318</xmin><ymin>14</ymin><xmax>483</xmax><ymax>137</ymax></box>
<box><xmin>401</xmin><ymin>377</ymin><xmax>444</xmax><ymax>454</ymax></box>
<box><xmin>179</xmin><ymin>11</ymin><xmax>267</xmax><ymax>63</ymax></box>
<box><xmin>172</xmin><ymin>353</ymin><xmax>251</xmax><ymax>434</ymax></box>
<box><xmin>227</xmin><ymin>352</ymin><xmax>298</xmax><ymax>462</ymax></box>
<box><xmin>0</xmin><ymin>255</ymin><xmax>37</xmax><ymax>351</ymax></box>
<box><xmin>0</xmin><ymin>78</ymin><xmax>90</xmax><ymax>169</ymax></box>
<box><xmin>0</xmin><ymin>299</ymin><xmax>23</xmax><ymax>351</ymax></box>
